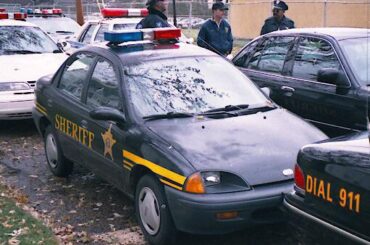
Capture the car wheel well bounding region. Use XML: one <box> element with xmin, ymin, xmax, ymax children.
<box><xmin>39</xmin><ymin>117</ymin><xmax>51</xmax><ymax>137</ymax></box>
<box><xmin>130</xmin><ymin>165</ymin><xmax>156</xmax><ymax>196</ymax></box>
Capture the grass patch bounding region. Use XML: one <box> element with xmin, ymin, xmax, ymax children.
<box><xmin>0</xmin><ymin>190</ymin><xmax>58</xmax><ymax>245</ymax></box>
<box><xmin>181</xmin><ymin>28</ymin><xmax>251</xmax><ymax>55</ymax></box>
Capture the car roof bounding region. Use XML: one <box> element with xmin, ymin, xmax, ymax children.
<box><xmin>89</xmin><ymin>42</ymin><xmax>217</xmax><ymax>65</ymax></box>
<box><xmin>267</xmin><ymin>28</ymin><xmax>369</xmax><ymax>40</ymax></box>
<box><xmin>0</xmin><ymin>19</ymin><xmax>37</xmax><ymax>27</ymax></box>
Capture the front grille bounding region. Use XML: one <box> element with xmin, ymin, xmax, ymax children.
<box><xmin>27</xmin><ymin>81</ymin><xmax>36</xmax><ymax>88</ymax></box>
<box><xmin>5</xmin><ymin>112</ymin><xmax>32</xmax><ymax>118</ymax></box>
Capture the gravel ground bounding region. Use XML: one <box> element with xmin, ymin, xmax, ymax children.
<box><xmin>0</xmin><ymin>119</ymin><xmax>342</xmax><ymax>245</ymax></box>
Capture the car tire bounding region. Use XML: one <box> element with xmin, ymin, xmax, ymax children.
<box><xmin>135</xmin><ymin>174</ymin><xmax>177</xmax><ymax>245</ymax></box>
<box><xmin>44</xmin><ymin>125</ymin><xmax>73</xmax><ymax>177</ymax></box>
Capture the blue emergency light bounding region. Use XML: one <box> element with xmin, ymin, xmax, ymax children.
<box><xmin>27</xmin><ymin>8</ymin><xmax>33</xmax><ymax>14</ymax></box>
<box><xmin>104</xmin><ymin>28</ymin><xmax>181</xmax><ymax>45</ymax></box>
<box><xmin>104</xmin><ymin>31</ymin><xmax>143</xmax><ymax>43</ymax></box>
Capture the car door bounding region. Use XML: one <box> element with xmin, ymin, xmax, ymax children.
<box><xmin>235</xmin><ymin>36</ymin><xmax>297</xmax><ymax>105</ymax></box>
<box><xmin>80</xmin><ymin>56</ymin><xmax>127</xmax><ymax>189</ymax></box>
<box><xmin>51</xmin><ymin>52</ymin><xmax>97</xmax><ymax>164</ymax></box>
<box><xmin>282</xmin><ymin>36</ymin><xmax>361</xmax><ymax>134</ymax></box>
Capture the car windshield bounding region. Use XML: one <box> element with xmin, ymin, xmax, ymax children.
<box><xmin>0</xmin><ymin>26</ymin><xmax>59</xmax><ymax>55</ymax></box>
<box><xmin>27</xmin><ymin>17</ymin><xmax>81</xmax><ymax>35</ymax></box>
<box><xmin>124</xmin><ymin>56</ymin><xmax>268</xmax><ymax>117</ymax></box>
<box><xmin>340</xmin><ymin>37</ymin><xmax>370</xmax><ymax>86</ymax></box>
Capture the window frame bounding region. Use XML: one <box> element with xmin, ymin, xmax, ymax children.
<box><xmin>83</xmin><ymin>55</ymin><xmax>124</xmax><ymax>112</ymax></box>
<box><xmin>79</xmin><ymin>23</ymin><xmax>99</xmax><ymax>44</ymax></box>
<box><xmin>56</xmin><ymin>52</ymin><xmax>97</xmax><ymax>102</ymax></box>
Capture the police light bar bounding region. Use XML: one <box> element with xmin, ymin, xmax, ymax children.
<box><xmin>0</xmin><ymin>12</ymin><xmax>27</xmax><ymax>20</ymax></box>
<box><xmin>104</xmin><ymin>28</ymin><xmax>181</xmax><ymax>44</ymax></box>
<box><xmin>28</xmin><ymin>8</ymin><xmax>63</xmax><ymax>16</ymax></box>
<box><xmin>101</xmin><ymin>8</ymin><xmax>149</xmax><ymax>18</ymax></box>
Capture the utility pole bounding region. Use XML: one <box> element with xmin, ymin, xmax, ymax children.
<box><xmin>172</xmin><ymin>0</ymin><xmax>177</xmax><ymax>27</ymax></box>
<box><xmin>76</xmin><ymin>0</ymin><xmax>84</xmax><ymax>26</ymax></box>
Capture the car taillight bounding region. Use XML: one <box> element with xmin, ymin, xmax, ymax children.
<box><xmin>294</xmin><ymin>164</ymin><xmax>305</xmax><ymax>191</ymax></box>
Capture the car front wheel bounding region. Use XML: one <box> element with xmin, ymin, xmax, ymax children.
<box><xmin>135</xmin><ymin>174</ymin><xmax>177</xmax><ymax>245</ymax></box>
<box><xmin>44</xmin><ymin>125</ymin><xmax>73</xmax><ymax>177</ymax></box>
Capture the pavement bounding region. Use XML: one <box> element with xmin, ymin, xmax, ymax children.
<box><xmin>0</xmin><ymin>119</ymin><xmax>341</xmax><ymax>245</ymax></box>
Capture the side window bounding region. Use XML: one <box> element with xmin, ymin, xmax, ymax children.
<box><xmin>94</xmin><ymin>24</ymin><xmax>109</xmax><ymax>42</ymax></box>
<box><xmin>233</xmin><ymin>40</ymin><xmax>258</xmax><ymax>67</ymax></box>
<box><xmin>86</xmin><ymin>59</ymin><xmax>122</xmax><ymax>110</ymax></box>
<box><xmin>81</xmin><ymin>23</ymin><xmax>97</xmax><ymax>44</ymax></box>
<box><xmin>292</xmin><ymin>37</ymin><xmax>341</xmax><ymax>82</ymax></box>
<box><xmin>249</xmin><ymin>36</ymin><xmax>295</xmax><ymax>74</ymax></box>
<box><xmin>58</xmin><ymin>53</ymin><xmax>95</xmax><ymax>100</ymax></box>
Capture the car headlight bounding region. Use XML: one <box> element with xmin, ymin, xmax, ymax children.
<box><xmin>184</xmin><ymin>171</ymin><xmax>250</xmax><ymax>194</ymax></box>
<box><xmin>0</xmin><ymin>82</ymin><xmax>30</xmax><ymax>92</ymax></box>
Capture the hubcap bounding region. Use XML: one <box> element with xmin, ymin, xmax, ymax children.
<box><xmin>45</xmin><ymin>133</ymin><xmax>58</xmax><ymax>169</ymax></box>
<box><xmin>138</xmin><ymin>187</ymin><xmax>160</xmax><ymax>235</ymax></box>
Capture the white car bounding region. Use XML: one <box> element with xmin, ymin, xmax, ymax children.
<box><xmin>68</xmin><ymin>8</ymin><xmax>192</xmax><ymax>51</ymax></box>
<box><xmin>0</xmin><ymin>20</ymin><xmax>68</xmax><ymax>119</ymax></box>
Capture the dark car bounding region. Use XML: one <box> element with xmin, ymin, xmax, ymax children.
<box><xmin>284</xmin><ymin>131</ymin><xmax>370</xmax><ymax>243</ymax></box>
<box><xmin>32</xmin><ymin>28</ymin><xmax>326</xmax><ymax>244</ymax></box>
<box><xmin>233</xmin><ymin>28</ymin><xmax>369</xmax><ymax>137</ymax></box>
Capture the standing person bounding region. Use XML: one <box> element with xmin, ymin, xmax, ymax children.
<box><xmin>136</xmin><ymin>0</ymin><xmax>171</xmax><ymax>29</ymax></box>
<box><xmin>260</xmin><ymin>0</ymin><xmax>295</xmax><ymax>35</ymax></box>
<box><xmin>197</xmin><ymin>1</ymin><xmax>233</xmax><ymax>56</ymax></box>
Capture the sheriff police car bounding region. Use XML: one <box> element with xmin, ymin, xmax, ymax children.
<box><xmin>0</xmin><ymin>17</ymin><xmax>67</xmax><ymax>120</ymax></box>
<box><xmin>33</xmin><ymin>28</ymin><xmax>326</xmax><ymax>244</ymax></box>
<box><xmin>285</xmin><ymin>131</ymin><xmax>369</xmax><ymax>243</ymax></box>
<box><xmin>69</xmin><ymin>8</ymin><xmax>191</xmax><ymax>51</ymax></box>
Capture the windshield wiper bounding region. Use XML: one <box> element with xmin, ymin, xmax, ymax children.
<box><xmin>202</xmin><ymin>104</ymin><xmax>250</xmax><ymax>113</ymax></box>
<box><xmin>3</xmin><ymin>50</ymin><xmax>42</xmax><ymax>54</ymax></box>
<box><xmin>143</xmin><ymin>112</ymin><xmax>194</xmax><ymax>121</ymax></box>
<box><xmin>53</xmin><ymin>49</ymin><xmax>63</xmax><ymax>53</ymax></box>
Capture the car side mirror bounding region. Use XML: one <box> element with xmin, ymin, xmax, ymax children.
<box><xmin>89</xmin><ymin>107</ymin><xmax>126</xmax><ymax>124</ymax></box>
<box><xmin>317</xmin><ymin>68</ymin><xmax>350</xmax><ymax>89</ymax></box>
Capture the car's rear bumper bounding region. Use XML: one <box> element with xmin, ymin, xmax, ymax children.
<box><xmin>165</xmin><ymin>180</ymin><xmax>292</xmax><ymax>234</ymax></box>
<box><xmin>0</xmin><ymin>100</ymin><xmax>34</xmax><ymax>120</ymax></box>
<box><xmin>284</xmin><ymin>195</ymin><xmax>369</xmax><ymax>244</ymax></box>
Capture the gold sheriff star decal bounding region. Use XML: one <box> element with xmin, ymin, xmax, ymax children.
<box><xmin>101</xmin><ymin>124</ymin><xmax>116</xmax><ymax>160</ymax></box>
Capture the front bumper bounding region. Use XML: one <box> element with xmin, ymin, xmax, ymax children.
<box><xmin>165</xmin><ymin>180</ymin><xmax>292</xmax><ymax>234</ymax></box>
<box><xmin>0</xmin><ymin>100</ymin><xmax>34</xmax><ymax>120</ymax></box>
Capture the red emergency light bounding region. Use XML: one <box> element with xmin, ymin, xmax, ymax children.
<box><xmin>0</xmin><ymin>12</ymin><xmax>8</xmax><ymax>19</ymax></box>
<box><xmin>52</xmin><ymin>8</ymin><xmax>62</xmax><ymax>14</ymax></box>
<box><xmin>14</xmin><ymin>12</ymin><xmax>27</xmax><ymax>20</ymax></box>
<box><xmin>153</xmin><ymin>28</ymin><xmax>181</xmax><ymax>40</ymax></box>
<box><xmin>0</xmin><ymin>8</ymin><xmax>6</xmax><ymax>12</ymax></box>
<box><xmin>101</xmin><ymin>8</ymin><xmax>149</xmax><ymax>18</ymax></box>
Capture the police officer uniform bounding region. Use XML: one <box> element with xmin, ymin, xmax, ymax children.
<box><xmin>197</xmin><ymin>2</ymin><xmax>233</xmax><ymax>56</ymax></box>
<box><xmin>260</xmin><ymin>0</ymin><xmax>295</xmax><ymax>35</ymax></box>
<box><xmin>136</xmin><ymin>0</ymin><xmax>170</xmax><ymax>29</ymax></box>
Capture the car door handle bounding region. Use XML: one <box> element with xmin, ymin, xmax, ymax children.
<box><xmin>281</xmin><ymin>86</ymin><xmax>295</xmax><ymax>93</ymax></box>
<box><xmin>81</xmin><ymin>120</ymin><xmax>88</xmax><ymax>129</ymax></box>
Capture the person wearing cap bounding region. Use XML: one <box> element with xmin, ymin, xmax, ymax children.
<box><xmin>197</xmin><ymin>1</ymin><xmax>233</xmax><ymax>56</ymax></box>
<box><xmin>136</xmin><ymin>0</ymin><xmax>170</xmax><ymax>29</ymax></box>
<box><xmin>260</xmin><ymin>0</ymin><xmax>295</xmax><ymax>35</ymax></box>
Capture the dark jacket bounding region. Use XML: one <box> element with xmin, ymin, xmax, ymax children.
<box><xmin>197</xmin><ymin>19</ymin><xmax>233</xmax><ymax>55</ymax></box>
<box><xmin>260</xmin><ymin>16</ymin><xmax>295</xmax><ymax>35</ymax></box>
<box><xmin>136</xmin><ymin>8</ymin><xmax>170</xmax><ymax>29</ymax></box>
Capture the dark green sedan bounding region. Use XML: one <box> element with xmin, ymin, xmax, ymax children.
<box><xmin>32</xmin><ymin>28</ymin><xmax>326</xmax><ymax>245</ymax></box>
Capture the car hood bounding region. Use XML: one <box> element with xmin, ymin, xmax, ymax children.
<box><xmin>0</xmin><ymin>53</ymin><xmax>67</xmax><ymax>82</ymax></box>
<box><xmin>147</xmin><ymin>109</ymin><xmax>327</xmax><ymax>186</ymax></box>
